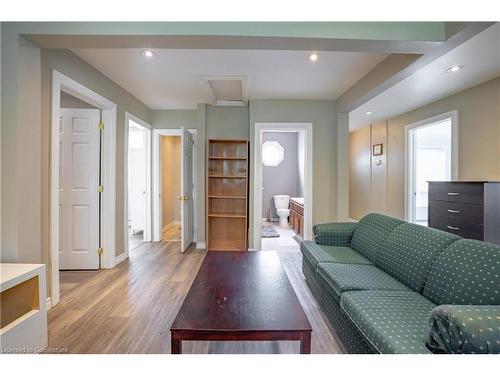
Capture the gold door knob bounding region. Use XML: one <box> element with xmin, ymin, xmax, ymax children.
<box><xmin>178</xmin><ymin>195</ymin><xmax>189</xmax><ymax>201</ymax></box>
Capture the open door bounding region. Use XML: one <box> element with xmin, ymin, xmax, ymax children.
<box><xmin>180</xmin><ymin>128</ymin><xmax>194</xmax><ymax>252</ymax></box>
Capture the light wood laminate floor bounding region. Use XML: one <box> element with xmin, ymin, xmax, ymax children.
<box><xmin>48</xmin><ymin>241</ymin><xmax>342</xmax><ymax>354</ymax></box>
<box><xmin>162</xmin><ymin>224</ymin><xmax>181</xmax><ymax>241</ymax></box>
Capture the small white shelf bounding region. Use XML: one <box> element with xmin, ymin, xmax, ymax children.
<box><xmin>1</xmin><ymin>263</ymin><xmax>47</xmax><ymax>352</ymax></box>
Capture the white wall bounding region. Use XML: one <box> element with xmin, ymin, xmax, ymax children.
<box><xmin>128</xmin><ymin>124</ymin><xmax>148</xmax><ymax>233</ymax></box>
<box><xmin>297</xmin><ymin>131</ymin><xmax>306</xmax><ymax>197</ymax></box>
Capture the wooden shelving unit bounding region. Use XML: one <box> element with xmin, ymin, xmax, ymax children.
<box><xmin>207</xmin><ymin>139</ymin><xmax>249</xmax><ymax>251</ymax></box>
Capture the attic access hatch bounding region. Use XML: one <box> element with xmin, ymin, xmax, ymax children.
<box><xmin>199</xmin><ymin>76</ymin><xmax>248</xmax><ymax>106</ymax></box>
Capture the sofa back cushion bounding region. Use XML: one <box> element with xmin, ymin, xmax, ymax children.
<box><xmin>376</xmin><ymin>223</ymin><xmax>460</xmax><ymax>293</ymax></box>
<box><xmin>350</xmin><ymin>213</ymin><xmax>405</xmax><ymax>263</ymax></box>
<box><xmin>423</xmin><ymin>239</ymin><xmax>500</xmax><ymax>305</ymax></box>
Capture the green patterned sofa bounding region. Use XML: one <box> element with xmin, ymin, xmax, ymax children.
<box><xmin>300</xmin><ymin>213</ymin><xmax>500</xmax><ymax>354</ymax></box>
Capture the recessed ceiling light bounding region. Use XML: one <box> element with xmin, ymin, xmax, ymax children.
<box><xmin>308</xmin><ymin>53</ymin><xmax>319</xmax><ymax>62</ymax></box>
<box><xmin>141</xmin><ymin>50</ymin><xmax>156</xmax><ymax>58</ymax></box>
<box><xmin>365</xmin><ymin>111</ymin><xmax>373</xmax><ymax>115</ymax></box>
<box><xmin>446</xmin><ymin>65</ymin><xmax>463</xmax><ymax>73</ymax></box>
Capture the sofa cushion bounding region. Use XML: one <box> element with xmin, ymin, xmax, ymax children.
<box><xmin>316</xmin><ymin>263</ymin><xmax>409</xmax><ymax>302</ymax></box>
<box><xmin>313</xmin><ymin>222</ymin><xmax>357</xmax><ymax>246</ymax></box>
<box><xmin>376</xmin><ymin>223</ymin><xmax>460</xmax><ymax>293</ymax></box>
<box><xmin>423</xmin><ymin>239</ymin><xmax>500</xmax><ymax>305</ymax></box>
<box><xmin>300</xmin><ymin>240</ymin><xmax>372</xmax><ymax>268</ymax></box>
<box><xmin>350</xmin><ymin>213</ymin><xmax>404</xmax><ymax>263</ymax></box>
<box><xmin>427</xmin><ymin>305</ymin><xmax>500</xmax><ymax>354</ymax></box>
<box><xmin>341</xmin><ymin>290</ymin><xmax>436</xmax><ymax>354</ymax></box>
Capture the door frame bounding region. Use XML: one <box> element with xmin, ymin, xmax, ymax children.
<box><xmin>50</xmin><ymin>70</ymin><xmax>117</xmax><ymax>307</ymax></box>
<box><xmin>253</xmin><ymin>123</ymin><xmax>313</xmax><ymax>251</ymax></box>
<box><xmin>404</xmin><ymin>110</ymin><xmax>459</xmax><ymax>222</ymax></box>
<box><xmin>123</xmin><ymin>112</ymin><xmax>153</xmax><ymax>259</ymax></box>
<box><xmin>152</xmin><ymin>128</ymin><xmax>198</xmax><ymax>243</ymax></box>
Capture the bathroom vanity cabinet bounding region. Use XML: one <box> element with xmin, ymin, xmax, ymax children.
<box><xmin>290</xmin><ymin>198</ymin><xmax>304</xmax><ymax>239</ymax></box>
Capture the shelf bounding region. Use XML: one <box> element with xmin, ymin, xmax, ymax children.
<box><xmin>208</xmin><ymin>213</ymin><xmax>246</xmax><ymax>218</ymax></box>
<box><xmin>209</xmin><ymin>157</ymin><xmax>247</xmax><ymax>160</ymax></box>
<box><xmin>207</xmin><ymin>139</ymin><xmax>249</xmax><ymax>252</ymax></box>
<box><xmin>208</xmin><ymin>175</ymin><xmax>246</xmax><ymax>179</ymax></box>
<box><xmin>208</xmin><ymin>195</ymin><xmax>246</xmax><ymax>199</ymax></box>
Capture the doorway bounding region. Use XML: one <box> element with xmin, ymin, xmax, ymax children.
<box><xmin>50</xmin><ymin>70</ymin><xmax>117</xmax><ymax>307</ymax></box>
<box><xmin>406</xmin><ymin>111</ymin><xmax>458</xmax><ymax>225</ymax></box>
<box><xmin>253</xmin><ymin>123</ymin><xmax>313</xmax><ymax>251</ymax></box>
<box><xmin>160</xmin><ymin>135</ymin><xmax>182</xmax><ymax>242</ymax></box>
<box><xmin>153</xmin><ymin>128</ymin><xmax>197</xmax><ymax>252</ymax></box>
<box><xmin>126</xmin><ymin>114</ymin><xmax>152</xmax><ymax>252</ymax></box>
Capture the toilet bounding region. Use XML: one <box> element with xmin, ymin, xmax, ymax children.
<box><xmin>273</xmin><ymin>195</ymin><xmax>290</xmax><ymax>227</ymax></box>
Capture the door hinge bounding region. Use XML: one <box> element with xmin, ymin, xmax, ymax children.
<box><xmin>97</xmin><ymin>247</ymin><xmax>104</xmax><ymax>256</ymax></box>
<box><xmin>98</xmin><ymin>185</ymin><xmax>104</xmax><ymax>193</ymax></box>
<box><xmin>99</xmin><ymin>122</ymin><xmax>104</xmax><ymax>131</ymax></box>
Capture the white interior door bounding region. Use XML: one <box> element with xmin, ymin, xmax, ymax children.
<box><xmin>59</xmin><ymin>108</ymin><xmax>100</xmax><ymax>269</ymax></box>
<box><xmin>180</xmin><ymin>128</ymin><xmax>194</xmax><ymax>252</ymax></box>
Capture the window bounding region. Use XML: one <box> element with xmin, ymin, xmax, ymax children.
<box><xmin>262</xmin><ymin>141</ymin><xmax>284</xmax><ymax>166</ymax></box>
<box><xmin>406</xmin><ymin>114</ymin><xmax>455</xmax><ymax>226</ymax></box>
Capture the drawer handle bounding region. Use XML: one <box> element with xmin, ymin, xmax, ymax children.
<box><xmin>447</xmin><ymin>225</ymin><xmax>460</xmax><ymax>230</ymax></box>
<box><xmin>447</xmin><ymin>209</ymin><xmax>460</xmax><ymax>214</ymax></box>
<box><xmin>447</xmin><ymin>192</ymin><xmax>460</xmax><ymax>196</ymax></box>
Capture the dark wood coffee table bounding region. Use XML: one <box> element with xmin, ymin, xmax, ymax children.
<box><xmin>170</xmin><ymin>251</ymin><xmax>312</xmax><ymax>354</ymax></box>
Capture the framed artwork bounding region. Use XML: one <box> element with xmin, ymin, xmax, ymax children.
<box><xmin>373</xmin><ymin>143</ymin><xmax>383</xmax><ymax>156</ymax></box>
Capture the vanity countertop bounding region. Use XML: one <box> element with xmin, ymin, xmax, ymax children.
<box><xmin>290</xmin><ymin>197</ymin><xmax>304</xmax><ymax>205</ymax></box>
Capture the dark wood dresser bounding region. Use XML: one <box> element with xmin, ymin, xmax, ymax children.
<box><xmin>428</xmin><ymin>181</ymin><xmax>500</xmax><ymax>245</ymax></box>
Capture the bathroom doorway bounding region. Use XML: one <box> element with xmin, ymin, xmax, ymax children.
<box><xmin>253</xmin><ymin>123</ymin><xmax>313</xmax><ymax>251</ymax></box>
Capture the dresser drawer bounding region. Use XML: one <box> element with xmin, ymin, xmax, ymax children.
<box><xmin>429</xmin><ymin>214</ymin><xmax>484</xmax><ymax>240</ymax></box>
<box><xmin>429</xmin><ymin>200</ymin><xmax>484</xmax><ymax>224</ymax></box>
<box><xmin>429</xmin><ymin>182</ymin><xmax>484</xmax><ymax>205</ymax></box>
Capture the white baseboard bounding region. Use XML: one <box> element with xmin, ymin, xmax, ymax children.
<box><xmin>348</xmin><ymin>218</ymin><xmax>358</xmax><ymax>222</ymax></box>
<box><xmin>162</xmin><ymin>221</ymin><xmax>181</xmax><ymax>233</ymax></box>
<box><xmin>196</xmin><ymin>242</ymin><xmax>206</xmax><ymax>249</ymax></box>
<box><xmin>47</xmin><ymin>297</ymin><xmax>52</xmax><ymax>310</ymax></box>
<box><xmin>114</xmin><ymin>252</ymin><xmax>128</xmax><ymax>266</ymax></box>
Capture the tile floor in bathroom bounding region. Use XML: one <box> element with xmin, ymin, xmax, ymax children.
<box><xmin>261</xmin><ymin>221</ymin><xmax>300</xmax><ymax>253</ymax></box>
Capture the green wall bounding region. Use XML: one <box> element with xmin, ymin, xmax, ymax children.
<box><xmin>151</xmin><ymin>109</ymin><xmax>198</xmax><ymax>130</ymax></box>
<box><xmin>248</xmin><ymin>99</ymin><xmax>337</xmax><ymax>247</ymax></box>
<box><xmin>206</xmin><ymin>106</ymin><xmax>249</xmax><ymax>140</ymax></box>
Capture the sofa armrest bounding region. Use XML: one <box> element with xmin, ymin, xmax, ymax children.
<box><xmin>427</xmin><ymin>305</ymin><xmax>500</xmax><ymax>354</ymax></box>
<box><xmin>313</xmin><ymin>222</ymin><xmax>357</xmax><ymax>246</ymax></box>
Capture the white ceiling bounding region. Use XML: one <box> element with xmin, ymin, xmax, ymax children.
<box><xmin>72</xmin><ymin>48</ymin><xmax>387</xmax><ymax>109</ymax></box>
<box><xmin>349</xmin><ymin>23</ymin><xmax>500</xmax><ymax>131</ymax></box>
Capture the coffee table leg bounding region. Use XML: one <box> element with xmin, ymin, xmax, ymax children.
<box><xmin>171</xmin><ymin>332</ymin><xmax>182</xmax><ymax>354</ymax></box>
<box><xmin>300</xmin><ymin>331</ymin><xmax>311</xmax><ymax>354</ymax></box>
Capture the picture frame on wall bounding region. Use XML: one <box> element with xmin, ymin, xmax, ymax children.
<box><xmin>373</xmin><ymin>143</ymin><xmax>383</xmax><ymax>156</ymax></box>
